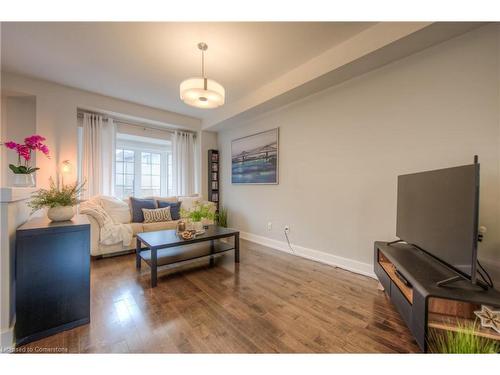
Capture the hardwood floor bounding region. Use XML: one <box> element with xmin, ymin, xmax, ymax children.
<box><xmin>18</xmin><ymin>239</ymin><xmax>420</xmax><ymax>353</ymax></box>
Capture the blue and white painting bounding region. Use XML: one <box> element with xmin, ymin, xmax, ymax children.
<box><xmin>232</xmin><ymin>128</ymin><xmax>279</xmax><ymax>184</ymax></box>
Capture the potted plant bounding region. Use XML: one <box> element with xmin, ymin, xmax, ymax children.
<box><xmin>181</xmin><ymin>202</ymin><xmax>215</xmax><ymax>232</ymax></box>
<box><xmin>216</xmin><ymin>207</ymin><xmax>228</xmax><ymax>228</ymax></box>
<box><xmin>1</xmin><ymin>135</ymin><xmax>50</xmax><ymax>187</ymax></box>
<box><xmin>428</xmin><ymin>321</ymin><xmax>500</xmax><ymax>353</ymax></box>
<box><xmin>28</xmin><ymin>178</ymin><xmax>85</xmax><ymax>222</ymax></box>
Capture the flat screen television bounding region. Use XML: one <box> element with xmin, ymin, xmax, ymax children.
<box><xmin>396</xmin><ymin>160</ymin><xmax>480</xmax><ymax>284</ymax></box>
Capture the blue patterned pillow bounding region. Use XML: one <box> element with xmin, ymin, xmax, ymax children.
<box><xmin>130</xmin><ymin>197</ymin><xmax>156</xmax><ymax>222</ymax></box>
<box><xmin>157</xmin><ymin>201</ymin><xmax>181</xmax><ymax>220</ymax></box>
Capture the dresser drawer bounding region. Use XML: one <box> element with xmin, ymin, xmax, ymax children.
<box><xmin>377</xmin><ymin>263</ymin><xmax>391</xmax><ymax>294</ymax></box>
<box><xmin>390</xmin><ymin>283</ymin><xmax>412</xmax><ymax>327</ymax></box>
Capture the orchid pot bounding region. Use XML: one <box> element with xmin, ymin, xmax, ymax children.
<box><xmin>13</xmin><ymin>173</ymin><xmax>36</xmax><ymax>188</ymax></box>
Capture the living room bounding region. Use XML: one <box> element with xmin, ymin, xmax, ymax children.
<box><xmin>1</xmin><ymin>1</ymin><xmax>500</xmax><ymax>372</ymax></box>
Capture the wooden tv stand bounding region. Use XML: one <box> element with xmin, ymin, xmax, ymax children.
<box><xmin>374</xmin><ymin>241</ymin><xmax>500</xmax><ymax>352</ymax></box>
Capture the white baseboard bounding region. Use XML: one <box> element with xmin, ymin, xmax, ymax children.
<box><xmin>239</xmin><ymin>231</ymin><xmax>376</xmax><ymax>279</ymax></box>
<box><xmin>1</xmin><ymin>327</ymin><xmax>14</xmax><ymax>353</ymax></box>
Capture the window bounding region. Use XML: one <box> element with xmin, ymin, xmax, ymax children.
<box><xmin>114</xmin><ymin>133</ymin><xmax>173</xmax><ymax>199</ymax></box>
<box><xmin>140</xmin><ymin>152</ymin><xmax>161</xmax><ymax>197</ymax></box>
<box><xmin>115</xmin><ymin>149</ymin><xmax>135</xmax><ymax>198</ymax></box>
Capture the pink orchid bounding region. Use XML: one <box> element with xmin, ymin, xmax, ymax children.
<box><xmin>39</xmin><ymin>144</ymin><xmax>50</xmax><ymax>155</ymax></box>
<box><xmin>16</xmin><ymin>144</ymin><xmax>31</xmax><ymax>161</ymax></box>
<box><xmin>1</xmin><ymin>134</ymin><xmax>50</xmax><ymax>173</ymax></box>
<box><xmin>4</xmin><ymin>141</ymin><xmax>18</xmax><ymax>150</ymax></box>
<box><xmin>24</xmin><ymin>135</ymin><xmax>47</xmax><ymax>149</ymax></box>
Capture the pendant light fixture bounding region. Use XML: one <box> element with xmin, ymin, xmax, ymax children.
<box><xmin>180</xmin><ymin>42</ymin><xmax>225</xmax><ymax>109</ymax></box>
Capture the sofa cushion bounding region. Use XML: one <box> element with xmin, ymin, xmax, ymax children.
<box><xmin>129</xmin><ymin>222</ymin><xmax>144</xmax><ymax>235</ymax></box>
<box><xmin>130</xmin><ymin>197</ymin><xmax>156</xmax><ymax>222</ymax></box>
<box><xmin>157</xmin><ymin>201</ymin><xmax>181</xmax><ymax>220</ymax></box>
<box><xmin>143</xmin><ymin>220</ymin><xmax>179</xmax><ymax>232</ymax></box>
<box><xmin>99</xmin><ymin>196</ymin><xmax>131</xmax><ymax>224</ymax></box>
<box><xmin>178</xmin><ymin>195</ymin><xmax>201</xmax><ymax>214</ymax></box>
<box><xmin>150</xmin><ymin>196</ymin><xmax>179</xmax><ymax>204</ymax></box>
<box><xmin>142</xmin><ymin>207</ymin><xmax>172</xmax><ymax>223</ymax></box>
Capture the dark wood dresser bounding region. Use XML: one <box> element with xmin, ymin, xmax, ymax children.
<box><xmin>15</xmin><ymin>215</ymin><xmax>90</xmax><ymax>346</ymax></box>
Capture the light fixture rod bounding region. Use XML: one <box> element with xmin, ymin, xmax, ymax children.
<box><xmin>198</xmin><ymin>42</ymin><xmax>208</xmax><ymax>78</ymax></box>
<box><xmin>202</xmin><ymin>49</ymin><xmax>205</xmax><ymax>77</ymax></box>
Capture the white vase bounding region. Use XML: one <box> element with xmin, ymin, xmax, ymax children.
<box><xmin>47</xmin><ymin>206</ymin><xmax>75</xmax><ymax>222</ymax></box>
<box><xmin>13</xmin><ymin>173</ymin><xmax>35</xmax><ymax>187</ymax></box>
<box><xmin>192</xmin><ymin>221</ymin><xmax>203</xmax><ymax>232</ymax></box>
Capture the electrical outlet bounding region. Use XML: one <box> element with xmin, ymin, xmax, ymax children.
<box><xmin>284</xmin><ymin>225</ymin><xmax>290</xmax><ymax>233</ymax></box>
<box><xmin>267</xmin><ymin>222</ymin><xmax>273</xmax><ymax>231</ymax></box>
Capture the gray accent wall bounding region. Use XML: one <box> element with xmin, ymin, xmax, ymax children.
<box><xmin>217</xmin><ymin>24</ymin><xmax>500</xmax><ymax>277</ymax></box>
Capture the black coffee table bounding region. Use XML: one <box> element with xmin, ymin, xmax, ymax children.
<box><xmin>136</xmin><ymin>225</ymin><xmax>240</xmax><ymax>287</ymax></box>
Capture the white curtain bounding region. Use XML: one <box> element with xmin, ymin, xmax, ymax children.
<box><xmin>81</xmin><ymin>113</ymin><xmax>115</xmax><ymax>199</ymax></box>
<box><xmin>172</xmin><ymin>131</ymin><xmax>196</xmax><ymax>196</ymax></box>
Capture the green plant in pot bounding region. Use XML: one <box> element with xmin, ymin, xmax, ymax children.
<box><xmin>1</xmin><ymin>135</ymin><xmax>50</xmax><ymax>187</ymax></box>
<box><xmin>28</xmin><ymin>178</ymin><xmax>85</xmax><ymax>222</ymax></box>
<box><xmin>428</xmin><ymin>320</ymin><xmax>500</xmax><ymax>354</ymax></box>
<box><xmin>181</xmin><ymin>202</ymin><xmax>215</xmax><ymax>232</ymax></box>
<box><xmin>216</xmin><ymin>207</ymin><xmax>228</xmax><ymax>228</ymax></box>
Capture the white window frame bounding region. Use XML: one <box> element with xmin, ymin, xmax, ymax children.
<box><xmin>116</xmin><ymin>139</ymin><xmax>172</xmax><ymax>198</ymax></box>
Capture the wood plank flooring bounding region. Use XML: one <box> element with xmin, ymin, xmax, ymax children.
<box><xmin>17</xmin><ymin>240</ymin><xmax>420</xmax><ymax>353</ymax></box>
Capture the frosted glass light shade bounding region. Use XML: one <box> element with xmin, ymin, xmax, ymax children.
<box><xmin>180</xmin><ymin>77</ymin><xmax>225</xmax><ymax>109</ymax></box>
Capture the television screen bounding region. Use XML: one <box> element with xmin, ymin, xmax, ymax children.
<box><xmin>396</xmin><ymin>163</ymin><xmax>479</xmax><ymax>281</ymax></box>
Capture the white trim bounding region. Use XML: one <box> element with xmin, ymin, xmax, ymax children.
<box><xmin>0</xmin><ymin>327</ymin><xmax>14</xmax><ymax>353</ymax></box>
<box><xmin>240</xmin><ymin>231</ymin><xmax>376</xmax><ymax>279</ymax></box>
<box><xmin>0</xmin><ymin>187</ymin><xmax>37</xmax><ymax>203</ymax></box>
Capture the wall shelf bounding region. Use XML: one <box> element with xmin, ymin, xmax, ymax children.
<box><xmin>208</xmin><ymin>149</ymin><xmax>219</xmax><ymax>211</ymax></box>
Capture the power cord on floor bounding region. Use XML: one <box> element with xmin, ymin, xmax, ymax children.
<box><xmin>284</xmin><ymin>229</ymin><xmax>295</xmax><ymax>254</ymax></box>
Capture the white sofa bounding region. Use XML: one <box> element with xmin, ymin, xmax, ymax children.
<box><xmin>80</xmin><ymin>195</ymin><xmax>215</xmax><ymax>257</ymax></box>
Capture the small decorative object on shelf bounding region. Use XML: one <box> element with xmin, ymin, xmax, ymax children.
<box><xmin>180</xmin><ymin>230</ymin><xmax>195</xmax><ymax>240</ymax></box>
<box><xmin>208</xmin><ymin>149</ymin><xmax>219</xmax><ymax>212</ymax></box>
<box><xmin>1</xmin><ymin>134</ymin><xmax>51</xmax><ymax>187</ymax></box>
<box><xmin>28</xmin><ymin>177</ymin><xmax>85</xmax><ymax>222</ymax></box>
<box><xmin>177</xmin><ymin>220</ymin><xmax>186</xmax><ymax>233</ymax></box>
<box><xmin>474</xmin><ymin>305</ymin><xmax>500</xmax><ymax>334</ymax></box>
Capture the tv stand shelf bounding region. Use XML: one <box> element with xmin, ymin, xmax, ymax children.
<box><xmin>428</xmin><ymin>313</ymin><xmax>500</xmax><ymax>341</ymax></box>
<box><xmin>374</xmin><ymin>241</ymin><xmax>500</xmax><ymax>352</ymax></box>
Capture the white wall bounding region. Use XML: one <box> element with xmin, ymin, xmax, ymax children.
<box><xmin>1</xmin><ymin>72</ymin><xmax>201</xmax><ymax>188</ymax></box>
<box><xmin>218</xmin><ymin>25</ymin><xmax>500</xmax><ymax>275</ymax></box>
<box><xmin>2</xmin><ymin>95</ymin><xmax>36</xmax><ymax>185</ymax></box>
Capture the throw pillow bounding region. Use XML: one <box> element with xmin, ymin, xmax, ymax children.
<box><xmin>130</xmin><ymin>197</ymin><xmax>156</xmax><ymax>223</ymax></box>
<box><xmin>149</xmin><ymin>196</ymin><xmax>179</xmax><ymax>204</ymax></box>
<box><xmin>178</xmin><ymin>195</ymin><xmax>201</xmax><ymax>213</ymax></box>
<box><xmin>157</xmin><ymin>201</ymin><xmax>181</xmax><ymax>220</ymax></box>
<box><xmin>142</xmin><ymin>207</ymin><xmax>172</xmax><ymax>223</ymax></box>
<box><xmin>99</xmin><ymin>196</ymin><xmax>131</xmax><ymax>224</ymax></box>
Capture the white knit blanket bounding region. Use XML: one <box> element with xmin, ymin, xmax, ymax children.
<box><xmin>80</xmin><ymin>200</ymin><xmax>133</xmax><ymax>246</ymax></box>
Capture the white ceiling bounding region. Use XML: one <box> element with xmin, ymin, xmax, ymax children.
<box><xmin>1</xmin><ymin>22</ymin><xmax>374</xmax><ymax>120</ymax></box>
